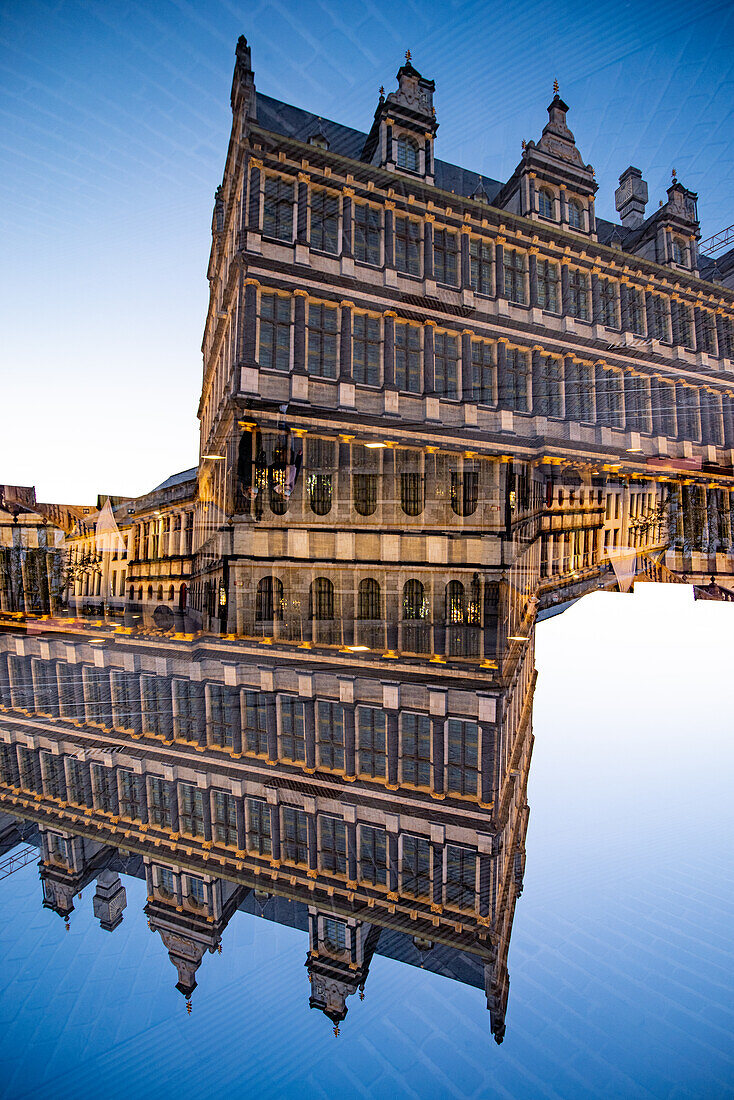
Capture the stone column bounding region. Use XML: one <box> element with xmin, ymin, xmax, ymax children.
<box><xmin>386</xmin><ymin>709</ymin><xmax>399</xmax><ymax>789</ymax></box>
<box><xmin>620</xmin><ymin>282</ymin><xmax>630</xmax><ymax>332</ymax></box>
<box><xmin>384</xmin><ymin>203</ymin><xmax>395</xmax><ymax>268</ymax></box>
<box><xmin>235</xmin><ymin>798</ymin><xmax>246</xmax><ymax>851</ymax></box>
<box><xmin>296</xmin><ymin>176</ymin><xmax>309</xmax><ymax>245</ymax></box>
<box><xmin>248</xmin><ymin>162</ymin><xmax>261</xmax><ymax>230</ymax></box>
<box><xmin>495</xmin><ymin>238</ymin><xmax>505</xmax><ymax>299</ymax></box>
<box><xmin>339</xmin><ymin>301</ymin><xmax>353</xmax><ymax>382</ymax></box>
<box><xmin>496</xmin><ymin>341</ymin><xmax>509</xmax><ymax>409</ymax></box>
<box><xmin>384</xmin><ymin>569</ymin><xmax>399</xmax><ymax>650</ymax></box>
<box><xmin>431</xmin><ymin>713</ymin><xmax>445</xmax><ymax>797</ymax></box>
<box><xmin>293</xmin><ymin>289</ymin><xmax>307</xmax><ymax>375</ymax></box>
<box><xmin>423</xmin><ymin>321</ymin><xmax>435</xmax><ymax>395</ymax></box>
<box><xmin>138</xmin><ymin>773</ymin><xmax>149</xmax><ymax>824</ymax></box>
<box><xmin>270</xmin><ymin>801</ymin><xmax>281</xmax><ymax>862</ymax></box>
<box><xmin>346</xmin><ymin>820</ymin><xmax>357</xmax><ymax>884</ymax></box>
<box><xmin>564</xmin><ymin>356</ymin><xmax>579</xmax><ymax>421</ymax></box>
<box><xmin>388</xmin><ymin>831</ymin><xmax>399</xmax><ymax>894</ymax></box>
<box><xmin>531</xmin><ymin>348</ymin><xmax>544</xmax><ymax>416</ymax></box>
<box><xmin>432</xmin><ymin>842</ymin><xmax>443</xmax><ymax>908</ymax></box>
<box><xmin>383</xmin><ymin>311</ymin><xmax>396</xmax><ymax>389</ymax></box>
<box><xmin>341</xmin><ymin>189</ymin><xmax>353</xmax><ymax>258</ymax></box>
<box><xmin>243</xmin><ymin>279</ymin><xmax>258</xmax><ymax>364</ymax></box>
<box><xmin>478</xmin><ymin>849</ymin><xmax>493</xmax><ymax>920</ymax></box>
<box><xmin>307</xmin><ymin>812</ymin><xmax>318</xmax><ymax>874</ymax></box>
<box><xmin>202</xmin><ymin>790</ymin><xmax>213</xmax><ymax>843</ymax></box>
<box><xmin>424</xmin><ymin>217</ymin><xmax>434</xmax><ymax>279</ymax></box>
<box><xmin>343</xmin><ymin>704</ymin><xmax>356</xmax><ymax>778</ymax></box>
<box><xmin>591</xmin><ymin>271</ymin><xmax>601</xmax><ymax>323</ymax></box>
<box><xmin>304</xmin><ymin>699</ymin><xmax>316</xmax><ymax>771</ymax></box>
<box><xmin>480</xmin><ymin>719</ymin><xmax>496</xmax><ymax>806</ymax></box>
<box><xmin>169</xmin><ymin>781</ymin><xmax>180</xmax><ymax>833</ymax></box>
<box><xmin>265</xmin><ymin>693</ymin><xmax>278</xmax><ymax>764</ymax></box>
<box><xmin>461</xmin><ymin>330</ymin><xmax>473</xmax><ymax>403</ymax></box>
<box><xmin>528</xmin><ymin>251</ymin><xmax>538</xmax><ymax>308</ymax></box>
<box><xmin>560</xmin><ymin>263</ymin><xmax>570</xmax><ymax>316</ymax></box>
<box><xmin>460</xmin><ymin>228</ymin><xmax>471</xmax><ymax>290</ymax></box>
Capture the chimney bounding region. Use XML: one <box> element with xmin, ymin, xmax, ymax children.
<box><xmin>615</xmin><ymin>166</ymin><xmax>648</xmax><ymax>229</ymax></box>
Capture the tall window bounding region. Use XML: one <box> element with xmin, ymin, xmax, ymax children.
<box><xmin>434</xmin><ymin>229</ymin><xmax>458</xmax><ymax>286</ymax></box>
<box><xmin>402</xmin><ymin>579</ymin><xmax>429</xmax><ymax>653</ymax></box>
<box><xmin>503</xmin><ymin>250</ymin><xmax>526</xmax><ymax>304</ymax></box>
<box><xmin>718</xmin><ymin>317</ymin><xmax>733</xmax><ymax>358</ymax></box>
<box><xmin>208</xmin><ymin>683</ymin><xmax>238</xmax><ymax>749</ymax></box>
<box><xmin>537</xmin><ymin>259</ymin><xmax>559</xmax><ymax>312</ymax></box>
<box><xmin>606</xmin><ymin>371</ymin><xmax>625</xmax><ymax>428</ymax></box>
<box><xmin>263</xmin><ymin>176</ymin><xmax>293</xmax><ymax>242</ymax></box>
<box><xmin>307</xmin><ymin>437</ymin><xmax>334</xmax><ymax>516</ymax></box>
<box><xmin>247</xmin><ymin>798</ymin><xmax>271</xmax><ymax>855</ymax></box>
<box><xmin>446</xmin><ymin>845</ymin><xmax>476</xmax><ymax>909</ymax></box>
<box><xmin>471</xmin><ymin>340</ymin><xmax>494</xmax><ymax>404</ymax></box>
<box><xmin>396</xmin><ymin>136</ymin><xmax>419</xmax><ymax>171</ymax></box>
<box><xmin>628</xmin><ymin>288</ymin><xmax>644</xmax><ymax>335</ymax></box>
<box><xmin>255</xmin><ymin>576</ymin><xmax>284</xmax><ymax>623</ymax></box>
<box><xmin>357</xmin><ymin>578</ymin><xmax>382</xmax><ymax>647</ymax></box>
<box><xmin>310</xmin><ymin>189</ymin><xmax>339</xmax><ymax>253</ymax></box>
<box><xmin>402</xmin><ymin>835</ymin><xmax>431</xmax><ymax>898</ymax></box>
<box><xmin>395</xmin><ymin>323</ymin><xmax>421</xmax><ymax>392</ymax></box>
<box><xmin>148</xmin><ymin>777</ymin><xmax>172</xmax><ymax>829</ymax></box>
<box><xmin>672</xmin><ymin>302</ymin><xmax>693</xmax><ymax>349</ymax></box>
<box><xmin>354</xmin><ymin>203</ymin><xmax>381</xmax><ymax>265</ymax></box>
<box><xmin>577</xmin><ymin>363</ymin><xmax>594</xmax><ymax>423</ymax></box>
<box><xmin>309</xmin><ymin>577</ymin><xmax>334</xmax><ymax>621</ymax></box>
<box><xmin>359</xmin><ymin>824</ymin><xmax>387</xmax><ymax>886</ymax></box>
<box><xmin>450</xmin><ymin>466</ymin><xmax>479</xmax><ymax>517</ymax></box>
<box><xmin>699</xmin><ymin>312</ymin><xmax>716</xmax><ymax>354</ymax></box>
<box><xmin>357</xmin><ymin>707</ymin><xmax>386</xmax><ymax>778</ymax></box>
<box><xmin>537</xmin><ymin>356</ymin><xmax>564</xmax><ymax>418</ymax></box>
<box><xmin>280</xmin><ymin>697</ymin><xmax>305</xmax><ymax>762</ymax></box>
<box><xmin>446</xmin><ymin>719</ymin><xmax>479</xmax><ymax>796</ymax></box>
<box><xmin>353</xmin><ymin>471</ymin><xmax>378</xmax><ymax>516</ymax></box>
<box><xmin>119</xmin><ymin>770</ymin><xmax>141</xmax><ymax>820</ymax></box>
<box><xmin>401</xmin><ymin>711</ymin><xmax>432</xmax><ymax>787</ymax></box>
<box><xmin>323</xmin><ymin>917</ymin><xmax>347</xmax><ymax>953</ymax></box>
<box><xmin>352</xmin><ymin>314</ymin><xmax>381</xmax><ymax>386</ymax></box>
<box><xmin>307</xmin><ymin>303</ymin><xmax>338</xmax><ymax>378</ymax></box>
<box><xmin>538</xmin><ymin>188</ymin><xmax>554</xmax><ymax>219</ymax></box>
<box><xmin>212</xmin><ymin>791</ymin><xmax>238</xmax><ymax>847</ymax></box>
<box><xmin>172</xmin><ymin>679</ymin><xmax>203</xmax><ymax>743</ymax></box>
<box><xmin>259</xmin><ymin>293</ymin><xmax>291</xmax><ymax>372</ymax></box>
<box><xmin>282</xmin><ymin>806</ymin><xmax>309</xmax><ymax>864</ymax></box>
<box><xmin>567</xmin><ymin>199</ymin><xmax>582</xmax><ymax>229</ymax></box>
<box><xmin>317</xmin><ymin>700</ymin><xmax>345</xmax><ymax>770</ymax></box>
<box><xmin>400</xmin><ymin>470</ymin><xmax>423</xmax><ymax>517</ymax></box>
<box><xmin>395</xmin><ymin>216</ymin><xmax>421</xmax><ymax>276</ymax></box>
<box><xmin>434</xmin><ymin>331</ymin><xmax>459</xmax><ymax>398</ymax></box>
<box><xmin>567</xmin><ymin>269</ymin><xmax>590</xmax><ymax>320</ymax></box>
<box><xmin>505</xmin><ymin>348</ymin><xmax>529</xmax><ymax>412</ymax></box>
<box><xmin>470</xmin><ymin>238</ymin><xmax>493</xmax><ymax>294</ymax></box>
<box><xmin>599</xmin><ymin>279</ymin><xmax>618</xmax><ymax>327</ymax></box>
<box><xmin>93</xmin><ymin>764</ymin><xmax>115</xmax><ymax>812</ymax></box>
<box><xmin>649</xmin><ymin>296</ymin><xmax>668</xmax><ymax>341</ymax></box>
<box><xmin>671</xmin><ymin>238</ymin><xmax>685</xmax><ymax>265</ymax></box>
<box><xmin>676</xmin><ymin>386</ymin><xmax>700</xmax><ymax>441</ymax></box>
<box><xmin>179</xmin><ymin>783</ymin><xmax>205</xmax><ymax>837</ymax></box>
<box><xmin>320</xmin><ymin>817</ymin><xmax>347</xmax><ymax>874</ymax></box>
<box><xmin>243</xmin><ymin>691</ymin><xmax>268</xmax><ymax>755</ymax></box>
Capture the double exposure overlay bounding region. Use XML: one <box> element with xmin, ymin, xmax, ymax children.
<box><xmin>2</xmin><ymin>28</ymin><xmax>733</xmax><ymax>1092</ymax></box>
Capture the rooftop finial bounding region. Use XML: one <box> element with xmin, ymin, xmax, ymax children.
<box><xmin>379</xmin><ymin>84</ymin><xmax>385</xmax><ymax>98</ymax></box>
<box><xmin>553</xmin><ymin>78</ymin><xmax>559</xmax><ymax>95</ymax></box>
<box><xmin>521</xmin><ymin>138</ymin><xmax>526</xmax><ymax>150</ymax></box>
<box><xmin>405</xmin><ymin>49</ymin><xmax>412</xmax><ymax>63</ymax></box>
<box><xmin>672</xmin><ymin>166</ymin><xmax>677</xmax><ymax>182</ymax></box>
<box><xmin>333</xmin><ymin>1025</ymin><xmax>340</xmax><ymax>1037</ymax></box>
<box><xmin>186</xmin><ymin>999</ymin><xmax>193</xmax><ymax>1015</ymax></box>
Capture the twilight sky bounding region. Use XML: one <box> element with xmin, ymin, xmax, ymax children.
<box><xmin>2</xmin><ymin>0</ymin><xmax>733</xmax><ymax>503</ymax></box>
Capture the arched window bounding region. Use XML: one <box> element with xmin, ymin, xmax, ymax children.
<box><xmin>568</xmin><ymin>200</ymin><xmax>582</xmax><ymax>230</ymax></box>
<box><xmin>358</xmin><ymin>578</ymin><xmax>381</xmax><ymax>620</ymax></box>
<box><xmin>179</xmin><ymin>583</ymin><xmax>187</xmax><ymax>610</ymax></box>
<box><xmin>671</xmin><ymin>238</ymin><xmax>685</xmax><ymax>265</ymax></box>
<box><xmin>256</xmin><ymin>576</ymin><xmax>284</xmax><ymax>622</ymax></box>
<box><xmin>156</xmin><ymin>585</ymin><xmax>163</xmax><ymax>602</ymax></box>
<box><xmin>450</xmin><ymin>465</ymin><xmax>479</xmax><ymax>517</ymax></box>
<box><xmin>445</xmin><ymin>581</ymin><xmax>465</xmax><ymax>625</ymax></box>
<box><xmin>539</xmin><ymin>188</ymin><xmax>554</xmax><ymax>220</ymax></box>
<box><xmin>168</xmin><ymin>585</ymin><xmax>174</xmax><ymax>602</ymax></box>
<box><xmin>309</xmin><ymin>578</ymin><xmax>334</xmax><ymax>620</ymax></box>
<box><xmin>309</xmin><ymin>473</ymin><xmax>332</xmax><ymax>515</ymax></box>
<box><xmin>445</xmin><ymin>578</ymin><xmax>481</xmax><ymax>657</ymax></box>
<box><xmin>146</xmin><ymin>585</ymin><xmax>153</xmax><ymax>600</ymax></box>
<box><xmin>138</xmin><ymin>587</ymin><xmax>143</xmax><ymax>601</ymax></box>
<box><xmin>129</xmin><ymin>587</ymin><xmax>134</xmax><ymax>601</ymax></box>
<box><xmin>402</xmin><ymin>579</ymin><xmax>429</xmax><ymax>653</ymax></box>
<box><xmin>396</xmin><ymin>136</ymin><xmax>419</xmax><ymax>172</ymax></box>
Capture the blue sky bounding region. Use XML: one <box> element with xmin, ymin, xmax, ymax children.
<box><xmin>2</xmin><ymin>0</ymin><xmax>733</xmax><ymax>502</ymax></box>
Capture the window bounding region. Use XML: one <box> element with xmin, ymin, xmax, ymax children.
<box><xmin>353</xmin><ymin>472</ymin><xmax>378</xmax><ymax>516</ymax></box>
<box><xmin>537</xmin><ymin>259</ymin><xmax>559</xmax><ymax>313</ymax></box>
<box><xmin>567</xmin><ymin>199</ymin><xmax>582</xmax><ymax>229</ymax></box>
<box><xmin>187</xmin><ymin>876</ymin><xmax>206</xmax><ymax>908</ymax></box>
<box><xmin>566</xmin><ymin>269</ymin><xmax>589</xmax><ymax>320</ymax></box>
<box><xmin>148</xmin><ymin>777</ymin><xmax>172</xmax><ymax>829</ymax></box>
<box><xmin>434</xmin><ymin>228</ymin><xmax>458</xmax><ymax>286</ymax></box>
<box><xmin>446</xmin><ymin>845</ymin><xmax>476</xmax><ymax>909</ymax></box>
<box><xmin>396</xmin><ymin>135</ymin><xmax>419</xmax><ymax>171</ymax></box>
<box><xmin>538</xmin><ymin>188</ymin><xmax>554</xmax><ymax>219</ymax></box>
<box><xmin>671</xmin><ymin>238</ymin><xmax>686</xmax><ymax>265</ymax></box>
<box><xmin>503</xmin><ymin>249</ymin><xmax>526</xmax><ymax>304</ymax></box>
<box><xmin>310</xmin><ymin>189</ymin><xmax>339</xmax><ymax>253</ymax></box>
<box><xmin>401</xmin><ymin>711</ymin><xmax>431</xmax><ymax>787</ymax></box>
<box><xmin>676</xmin><ymin>386</ymin><xmax>700</xmax><ymax>441</ymax></box>
<box><xmin>158</xmin><ymin>868</ymin><xmax>175</xmax><ymax>898</ymax></box>
<box><xmin>179</xmin><ymin>783</ymin><xmax>205</xmax><ymax>837</ymax></box>
<box><xmin>470</xmin><ymin>238</ymin><xmax>493</xmax><ymax>295</ymax></box>
<box><xmin>447</xmin><ymin>719</ymin><xmax>479</xmax><ymax>796</ymax></box>
<box><xmin>505</xmin><ymin>347</ymin><xmax>529</xmax><ymax>412</ymax></box>
<box><xmin>320</xmin><ymin>817</ymin><xmax>347</xmax><ymax>875</ymax></box>
<box><xmin>282</xmin><ymin>806</ymin><xmax>309</xmax><ymax>864</ymax></box>
<box><xmin>577</xmin><ymin>363</ymin><xmax>594</xmax><ymax>423</ymax></box>
<box><xmin>672</xmin><ymin>302</ymin><xmax>693</xmax><ymax>349</ymax></box>
<box><xmin>307</xmin><ymin>437</ymin><xmax>334</xmax><ymax>516</ymax></box>
<box><xmin>93</xmin><ymin>764</ymin><xmax>115</xmax><ymax>812</ymax></box>
<box><xmin>141</xmin><ymin>673</ymin><xmax>171</xmax><ymax>738</ymax></box>
<box><xmin>649</xmin><ymin>295</ymin><xmax>668</xmax><ymax>341</ymax></box>
<box><xmin>280</xmin><ymin>697</ymin><xmax>306</xmax><ymax>762</ymax></box>
<box><xmin>719</xmin><ymin>317</ymin><xmax>733</xmax><ymax>358</ymax></box>
<box><xmin>310</xmin><ymin>577</ymin><xmax>334</xmax><ymax>621</ymax></box>
<box><xmin>395</xmin><ymin>323</ymin><xmax>421</xmax><ymax>393</ymax></box>
<box><xmin>357</xmin><ymin>707</ymin><xmax>386</xmax><ymax>778</ymax></box>
<box><xmin>243</xmin><ymin>691</ymin><xmax>268</xmax><ymax>755</ymax></box>
<box><xmin>212</xmin><ymin>790</ymin><xmax>238</xmax><ymax>847</ymax></box>
<box><xmin>172</xmin><ymin>678</ymin><xmax>203</xmax><ymax>742</ymax></box>
<box><xmin>354</xmin><ymin>203</ymin><xmax>381</xmax><ymax>265</ymax></box>
<box><xmin>359</xmin><ymin>824</ymin><xmax>387</xmax><ymax>886</ymax></box>
<box><xmin>263</xmin><ymin>176</ymin><xmax>294</xmax><ymax>242</ymax></box>
<box><xmin>402</xmin><ymin>578</ymin><xmax>430</xmax><ymax>653</ymax></box>
<box><xmin>434</xmin><ymin>331</ymin><xmax>459</xmax><ymax>398</ymax></box>
<box><xmin>317</xmin><ymin>700</ymin><xmax>345</xmax><ymax>771</ymax></box>
<box><xmin>208</xmin><ymin>683</ymin><xmax>238</xmax><ymax>749</ymax></box>
<box><xmin>402</xmin><ymin>835</ymin><xmax>431</xmax><ymax>898</ymax></box>
<box><xmin>599</xmin><ymin>279</ymin><xmax>618</xmax><ymax>327</ymax></box>
<box><xmin>400</xmin><ymin>471</ymin><xmax>423</xmax><ymax>517</ymax></box>
<box><xmin>40</xmin><ymin>752</ymin><xmax>63</xmax><ymax>800</ymax></box>
<box><xmin>471</xmin><ymin>340</ymin><xmax>494</xmax><ymax>404</ymax></box>
<box><xmin>450</xmin><ymin>467</ymin><xmax>479</xmax><ymax>517</ymax></box>
<box><xmin>307</xmin><ymin>302</ymin><xmax>338</xmax><ymax>378</ymax></box>
<box><xmin>357</xmin><ymin>578</ymin><xmax>382</xmax><ymax>647</ymax></box>
<box><xmin>247</xmin><ymin>798</ymin><xmax>271</xmax><ymax>855</ymax></box>
<box><xmin>395</xmin><ymin>215</ymin><xmax>421</xmax><ymax>276</ymax></box>
<box><xmin>536</xmin><ymin>355</ymin><xmax>564</xmax><ymax>418</ymax></box>
<box><xmin>606</xmin><ymin>371</ymin><xmax>625</xmax><ymax>428</ymax></box>
<box><xmin>256</xmin><ymin>576</ymin><xmax>284</xmax><ymax>623</ymax></box>
<box><xmin>625</xmin><ymin>374</ymin><xmax>651</xmax><ymax>434</ymax></box>
<box><xmin>353</xmin><ymin>314</ymin><xmax>381</xmax><ymax>386</ymax></box>
<box><xmin>323</xmin><ymin>917</ymin><xmax>347</xmax><ymax>953</ymax></box>
<box><xmin>259</xmin><ymin>293</ymin><xmax>291</xmax><ymax>372</ymax></box>
<box><xmin>628</xmin><ymin>288</ymin><xmax>644</xmax><ymax>335</ymax></box>
<box><xmin>119</xmin><ymin>770</ymin><xmax>141</xmax><ymax>820</ymax></box>
<box><xmin>699</xmin><ymin>312</ymin><xmax>716</xmax><ymax>354</ymax></box>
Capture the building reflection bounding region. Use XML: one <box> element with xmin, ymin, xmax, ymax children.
<box><xmin>0</xmin><ymin>623</ymin><xmax>530</xmax><ymax>1042</ymax></box>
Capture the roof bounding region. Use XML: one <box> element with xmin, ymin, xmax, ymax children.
<box><xmin>151</xmin><ymin>468</ymin><xmax>198</xmax><ymax>493</ymax></box>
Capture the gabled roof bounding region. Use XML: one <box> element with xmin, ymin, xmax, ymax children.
<box><xmin>151</xmin><ymin>468</ymin><xmax>198</xmax><ymax>493</ymax></box>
